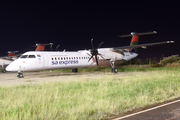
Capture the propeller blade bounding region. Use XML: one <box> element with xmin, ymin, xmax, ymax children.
<box><xmin>50</xmin><ymin>44</ymin><xmax>53</xmax><ymax>51</ymax></box>
<box><xmin>88</xmin><ymin>55</ymin><xmax>94</xmax><ymax>62</ymax></box>
<box><xmin>56</xmin><ymin>45</ymin><xmax>60</xmax><ymax>51</ymax></box>
<box><xmin>91</xmin><ymin>38</ymin><xmax>94</xmax><ymax>49</ymax></box>
<box><xmin>95</xmin><ymin>55</ymin><xmax>98</xmax><ymax>65</ymax></box>
<box><xmin>98</xmin><ymin>42</ymin><xmax>104</xmax><ymax>49</ymax></box>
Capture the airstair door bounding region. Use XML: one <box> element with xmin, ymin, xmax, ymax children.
<box><xmin>42</xmin><ymin>54</ymin><xmax>48</xmax><ymax>67</ymax></box>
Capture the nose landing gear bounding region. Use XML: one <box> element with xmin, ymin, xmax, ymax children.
<box><xmin>17</xmin><ymin>72</ymin><xmax>24</xmax><ymax>78</ymax></box>
<box><xmin>1</xmin><ymin>68</ymin><xmax>6</xmax><ymax>73</ymax></box>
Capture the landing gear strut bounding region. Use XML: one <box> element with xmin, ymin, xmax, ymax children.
<box><xmin>110</xmin><ymin>61</ymin><xmax>118</xmax><ymax>73</ymax></box>
<box><xmin>17</xmin><ymin>72</ymin><xmax>24</xmax><ymax>78</ymax></box>
<box><xmin>1</xmin><ymin>65</ymin><xmax>6</xmax><ymax>73</ymax></box>
<box><xmin>1</xmin><ymin>69</ymin><xmax>6</xmax><ymax>73</ymax></box>
<box><xmin>72</xmin><ymin>68</ymin><xmax>78</xmax><ymax>73</ymax></box>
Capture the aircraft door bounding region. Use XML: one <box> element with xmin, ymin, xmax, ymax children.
<box><xmin>42</xmin><ymin>53</ymin><xmax>49</xmax><ymax>67</ymax></box>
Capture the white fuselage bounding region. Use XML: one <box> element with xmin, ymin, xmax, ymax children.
<box><xmin>6</xmin><ymin>48</ymin><xmax>138</xmax><ymax>72</ymax></box>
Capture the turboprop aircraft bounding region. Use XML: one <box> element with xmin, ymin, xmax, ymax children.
<box><xmin>0</xmin><ymin>43</ymin><xmax>53</xmax><ymax>73</ymax></box>
<box><xmin>0</xmin><ymin>51</ymin><xmax>20</xmax><ymax>73</ymax></box>
<box><xmin>6</xmin><ymin>31</ymin><xmax>174</xmax><ymax>78</ymax></box>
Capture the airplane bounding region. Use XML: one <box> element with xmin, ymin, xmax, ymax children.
<box><xmin>6</xmin><ymin>31</ymin><xmax>174</xmax><ymax>78</ymax></box>
<box><xmin>0</xmin><ymin>43</ymin><xmax>53</xmax><ymax>73</ymax></box>
<box><xmin>0</xmin><ymin>51</ymin><xmax>21</xmax><ymax>73</ymax></box>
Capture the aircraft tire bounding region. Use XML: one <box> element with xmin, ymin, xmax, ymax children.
<box><xmin>111</xmin><ymin>68</ymin><xmax>118</xmax><ymax>73</ymax></box>
<box><xmin>114</xmin><ymin>68</ymin><xmax>118</xmax><ymax>73</ymax></box>
<box><xmin>1</xmin><ymin>69</ymin><xmax>6</xmax><ymax>73</ymax></box>
<box><xmin>17</xmin><ymin>73</ymin><xmax>24</xmax><ymax>78</ymax></box>
<box><xmin>72</xmin><ymin>68</ymin><xmax>78</xmax><ymax>73</ymax></box>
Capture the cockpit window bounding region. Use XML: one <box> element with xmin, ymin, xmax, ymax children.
<box><xmin>20</xmin><ymin>55</ymin><xmax>36</xmax><ymax>58</ymax></box>
<box><xmin>20</xmin><ymin>55</ymin><xmax>28</xmax><ymax>58</ymax></box>
<box><xmin>28</xmin><ymin>55</ymin><xmax>36</xmax><ymax>58</ymax></box>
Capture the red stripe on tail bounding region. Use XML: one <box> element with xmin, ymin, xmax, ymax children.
<box><xmin>132</xmin><ymin>36</ymin><xmax>139</xmax><ymax>42</ymax></box>
<box><xmin>8</xmin><ymin>53</ymin><xmax>15</xmax><ymax>56</ymax></box>
<box><xmin>36</xmin><ymin>46</ymin><xmax>45</xmax><ymax>51</ymax></box>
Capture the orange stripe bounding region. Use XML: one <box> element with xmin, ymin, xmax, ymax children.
<box><xmin>36</xmin><ymin>46</ymin><xmax>45</xmax><ymax>51</ymax></box>
<box><xmin>132</xmin><ymin>36</ymin><xmax>139</xmax><ymax>42</ymax></box>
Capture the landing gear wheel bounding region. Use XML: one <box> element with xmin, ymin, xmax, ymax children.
<box><xmin>111</xmin><ymin>68</ymin><xmax>118</xmax><ymax>73</ymax></box>
<box><xmin>1</xmin><ymin>69</ymin><xmax>6</xmax><ymax>73</ymax></box>
<box><xmin>72</xmin><ymin>68</ymin><xmax>78</xmax><ymax>73</ymax></box>
<box><xmin>17</xmin><ymin>73</ymin><xmax>24</xmax><ymax>78</ymax></box>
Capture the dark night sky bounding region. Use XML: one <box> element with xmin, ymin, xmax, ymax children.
<box><xmin>0</xmin><ymin>1</ymin><xmax>179</xmax><ymax>61</ymax></box>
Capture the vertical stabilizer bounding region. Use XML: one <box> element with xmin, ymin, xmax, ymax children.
<box><xmin>8</xmin><ymin>51</ymin><xmax>19</xmax><ymax>56</ymax></box>
<box><xmin>118</xmin><ymin>31</ymin><xmax>157</xmax><ymax>52</ymax></box>
<box><xmin>35</xmin><ymin>43</ymin><xmax>53</xmax><ymax>51</ymax></box>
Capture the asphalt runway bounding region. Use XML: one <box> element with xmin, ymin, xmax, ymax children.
<box><xmin>113</xmin><ymin>99</ymin><xmax>180</xmax><ymax>120</ymax></box>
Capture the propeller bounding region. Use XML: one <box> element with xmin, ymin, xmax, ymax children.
<box><xmin>50</xmin><ymin>44</ymin><xmax>53</xmax><ymax>51</ymax></box>
<box><xmin>56</xmin><ymin>45</ymin><xmax>60</xmax><ymax>51</ymax></box>
<box><xmin>88</xmin><ymin>38</ymin><xmax>104</xmax><ymax>65</ymax></box>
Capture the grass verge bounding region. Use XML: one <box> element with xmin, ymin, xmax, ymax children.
<box><xmin>1</xmin><ymin>70</ymin><xmax>180</xmax><ymax>119</ymax></box>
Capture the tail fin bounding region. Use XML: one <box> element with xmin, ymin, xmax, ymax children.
<box><xmin>118</xmin><ymin>31</ymin><xmax>157</xmax><ymax>52</ymax></box>
<box><xmin>8</xmin><ymin>51</ymin><xmax>19</xmax><ymax>56</ymax></box>
<box><xmin>35</xmin><ymin>43</ymin><xmax>53</xmax><ymax>51</ymax></box>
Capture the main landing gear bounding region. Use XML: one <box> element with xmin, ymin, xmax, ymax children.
<box><xmin>110</xmin><ymin>61</ymin><xmax>118</xmax><ymax>73</ymax></box>
<box><xmin>17</xmin><ymin>72</ymin><xmax>24</xmax><ymax>78</ymax></box>
<box><xmin>72</xmin><ymin>68</ymin><xmax>78</xmax><ymax>73</ymax></box>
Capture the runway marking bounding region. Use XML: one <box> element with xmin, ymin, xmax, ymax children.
<box><xmin>113</xmin><ymin>99</ymin><xmax>180</xmax><ymax>120</ymax></box>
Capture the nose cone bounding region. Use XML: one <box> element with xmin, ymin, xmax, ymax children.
<box><xmin>6</xmin><ymin>65</ymin><xmax>12</xmax><ymax>71</ymax></box>
<box><xmin>6</xmin><ymin>61</ymin><xmax>19</xmax><ymax>71</ymax></box>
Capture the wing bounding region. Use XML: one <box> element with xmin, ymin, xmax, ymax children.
<box><xmin>112</xmin><ymin>41</ymin><xmax>174</xmax><ymax>51</ymax></box>
<box><xmin>0</xmin><ymin>54</ymin><xmax>22</xmax><ymax>61</ymax></box>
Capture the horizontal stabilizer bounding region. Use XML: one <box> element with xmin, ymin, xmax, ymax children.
<box><xmin>36</xmin><ymin>43</ymin><xmax>53</xmax><ymax>47</ymax></box>
<box><xmin>118</xmin><ymin>31</ymin><xmax>157</xmax><ymax>38</ymax></box>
